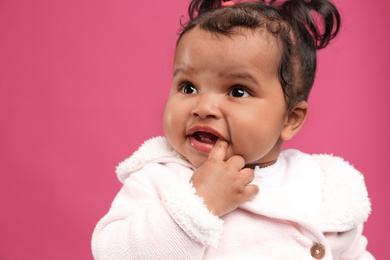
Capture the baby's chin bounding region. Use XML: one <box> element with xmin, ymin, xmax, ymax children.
<box><xmin>184</xmin><ymin>154</ymin><xmax>209</xmax><ymax>168</ymax></box>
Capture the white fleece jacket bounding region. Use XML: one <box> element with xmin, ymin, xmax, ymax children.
<box><xmin>92</xmin><ymin>136</ymin><xmax>374</xmax><ymax>260</ymax></box>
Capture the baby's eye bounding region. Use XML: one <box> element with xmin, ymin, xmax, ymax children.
<box><xmin>180</xmin><ymin>82</ymin><xmax>198</xmax><ymax>94</ymax></box>
<box><xmin>229</xmin><ymin>87</ymin><xmax>250</xmax><ymax>98</ymax></box>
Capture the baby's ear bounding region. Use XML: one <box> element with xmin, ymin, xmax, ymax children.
<box><xmin>280</xmin><ymin>101</ymin><xmax>309</xmax><ymax>141</ymax></box>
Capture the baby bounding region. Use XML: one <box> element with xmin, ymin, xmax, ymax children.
<box><xmin>92</xmin><ymin>0</ymin><xmax>373</xmax><ymax>259</ymax></box>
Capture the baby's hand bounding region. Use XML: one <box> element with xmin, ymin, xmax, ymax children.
<box><xmin>190</xmin><ymin>139</ymin><xmax>259</xmax><ymax>217</ymax></box>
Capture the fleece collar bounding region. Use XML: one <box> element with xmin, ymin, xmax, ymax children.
<box><xmin>245</xmin><ymin>149</ymin><xmax>371</xmax><ymax>232</ymax></box>
<box><xmin>116</xmin><ymin>137</ymin><xmax>194</xmax><ymax>183</ymax></box>
<box><xmin>116</xmin><ymin>136</ymin><xmax>371</xmax><ymax>232</ymax></box>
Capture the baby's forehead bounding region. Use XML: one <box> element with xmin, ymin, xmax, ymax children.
<box><xmin>174</xmin><ymin>26</ymin><xmax>283</xmax><ymax>76</ymax></box>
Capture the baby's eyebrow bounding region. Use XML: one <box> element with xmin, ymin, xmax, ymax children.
<box><xmin>172</xmin><ymin>67</ymin><xmax>259</xmax><ymax>86</ymax></box>
<box><xmin>220</xmin><ymin>71</ymin><xmax>258</xmax><ymax>85</ymax></box>
<box><xmin>173</xmin><ymin>67</ymin><xmax>195</xmax><ymax>77</ymax></box>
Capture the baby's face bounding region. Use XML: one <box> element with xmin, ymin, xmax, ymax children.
<box><xmin>163</xmin><ymin>27</ymin><xmax>289</xmax><ymax>168</ymax></box>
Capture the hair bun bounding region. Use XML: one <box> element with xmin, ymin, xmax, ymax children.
<box><xmin>281</xmin><ymin>0</ymin><xmax>341</xmax><ymax>49</ymax></box>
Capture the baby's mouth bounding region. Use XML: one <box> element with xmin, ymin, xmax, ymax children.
<box><xmin>192</xmin><ymin>131</ymin><xmax>219</xmax><ymax>145</ymax></box>
<box><xmin>188</xmin><ymin>131</ymin><xmax>219</xmax><ymax>153</ymax></box>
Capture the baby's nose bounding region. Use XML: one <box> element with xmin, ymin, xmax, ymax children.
<box><xmin>191</xmin><ymin>94</ymin><xmax>222</xmax><ymax>119</ymax></box>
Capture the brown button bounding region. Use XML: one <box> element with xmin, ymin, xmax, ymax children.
<box><xmin>310</xmin><ymin>243</ymin><xmax>325</xmax><ymax>259</ymax></box>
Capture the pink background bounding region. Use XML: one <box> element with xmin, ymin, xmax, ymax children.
<box><xmin>0</xmin><ymin>0</ymin><xmax>388</xmax><ymax>259</ymax></box>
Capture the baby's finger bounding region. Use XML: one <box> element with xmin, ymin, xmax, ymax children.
<box><xmin>239</xmin><ymin>168</ymin><xmax>256</xmax><ymax>184</ymax></box>
<box><xmin>208</xmin><ymin>139</ymin><xmax>228</xmax><ymax>161</ymax></box>
<box><xmin>226</xmin><ymin>155</ymin><xmax>245</xmax><ymax>170</ymax></box>
<box><xmin>245</xmin><ymin>184</ymin><xmax>260</xmax><ymax>198</ymax></box>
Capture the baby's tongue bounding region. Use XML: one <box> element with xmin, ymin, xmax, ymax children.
<box><xmin>194</xmin><ymin>132</ymin><xmax>218</xmax><ymax>145</ymax></box>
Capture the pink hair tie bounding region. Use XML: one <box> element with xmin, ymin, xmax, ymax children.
<box><xmin>221</xmin><ymin>1</ymin><xmax>235</xmax><ymax>7</ymax></box>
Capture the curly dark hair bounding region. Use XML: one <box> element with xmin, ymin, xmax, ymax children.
<box><xmin>178</xmin><ymin>0</ymin><xmax>341</xmax><ymax>112</ymax></box>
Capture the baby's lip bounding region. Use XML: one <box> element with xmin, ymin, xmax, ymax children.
<box><xmin>187</xmin><ymin>125</ymin><xmax>226</xmax><ymax>153</ymax></box>
<box><xmin>187</xmin><ymin>125</ymin><xmax>225</xmax><ymax>141</ymax></box>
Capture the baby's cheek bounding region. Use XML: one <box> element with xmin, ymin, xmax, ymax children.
<box><xmin>163</xmin><ymin>113</ymin><xmax>180</xmax><ymax>140</ymax></box>
<box><xmin>229</xmin><ymin>138</ymin><xmax>263</xmax><ymax>164</ymax></box>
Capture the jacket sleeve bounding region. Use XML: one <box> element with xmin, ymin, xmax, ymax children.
<box><xmin>337</xmin><ymin>224</ymin><xmax>375</xmax><ymax>260</ymax></box>
<box><xmin>91</xmin><ymin>163</ymin><xmax>223</xmax><ymax>260</ymax></box>
<box><xmin>322</xmin><ymin>219</ymin><xmax>374</xmax><ymax>259</ymax></box>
